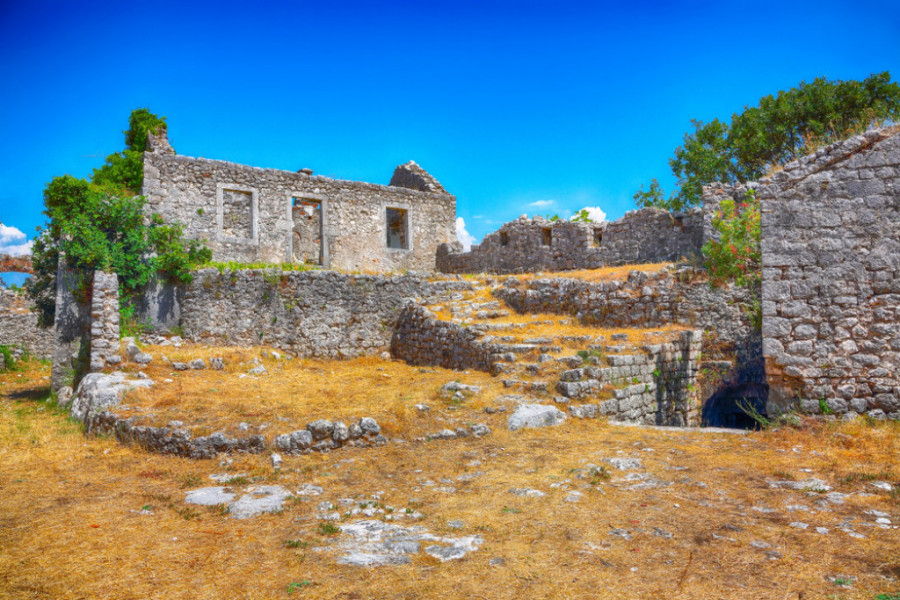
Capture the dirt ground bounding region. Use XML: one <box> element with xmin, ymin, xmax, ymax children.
<box><xmin>1</xmin><ymin>358</ymin><xmax>899</xmax><ymax>600</ymax></box>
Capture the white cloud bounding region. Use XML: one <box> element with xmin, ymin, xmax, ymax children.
<box><xmin>0</xmin><ymin>224</ymin><xmax>33</xmax><ymax>256</ymax></box>
<box><xmin>572</xmin><ymin>206</ymin><xmax>607</xmax><ymax>223</ymax></box>
<box><xmin>456</xmin><ymin>217</ymin><xmax>477</xmax><ymax>252</ymax></box>
<box><xmin>528</xmin><ymin>200</ymin><xmax>555</xmax><ymax>208</ymax></box>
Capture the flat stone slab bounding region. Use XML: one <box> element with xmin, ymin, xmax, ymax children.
<box><xmin>185</xmin><ymin>485</ymin><xmax>291</xmax><ymax>518</ymax></box>
<box><xmin>334</xmin><ymin>520</ymin><xmax>483</xmax><ymax>566</ymax></box>
<box><xmin>185</xmin><ymin>487</ymin><xmax>236</xmax><ymax>506</ymax></box>
<box><xmin>228</xmin><ymin>486</ymin><xmax>291</xmax><ymax>519</ymax></box>
<box><xmin>507</xmin><ymin>403</ymin><xmax>566</xmax><ymax>431</ymax></box>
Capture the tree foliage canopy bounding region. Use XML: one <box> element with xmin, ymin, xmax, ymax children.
<box><xmin>635</xmin><ymin>72</ymin><xmax>900</xmax><ymax>210</ymax></box>
<box><xmin>26</xmin><ymin>109</ymin><xmax>210</xmax><ymax>326</ymax></box>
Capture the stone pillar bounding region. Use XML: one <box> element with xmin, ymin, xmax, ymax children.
<box><xmin>50</xmin><ymin>257</ymin><xmax>92</xmax><ymax>392</ymax></box>
<box><xmin>88</xmin><ymin>271</ymin><xmax>120</xmax><ymax>372</ymax></box>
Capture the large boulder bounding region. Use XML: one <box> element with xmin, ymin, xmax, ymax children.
<box><xmin>69</xmin><ymin>372</ymin><xmax>153</xmax><ymax>422</ymax></box>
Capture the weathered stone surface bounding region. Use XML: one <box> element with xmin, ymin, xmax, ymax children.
<box><xmin>228</xmin><ymin>486</ymin><xmax>291</xmax><ymax>519</ymax></box>
<box><xmin>507</xmin><ymin>404</ymin><xmax>566</xmax><ymax>431</ymax></box>
<box><xmin>143</xmin><ymin>131</ymin><xmax>455</xmax><ymax>273</ymax></box>
<box><xmin>69</xmin><ymin>372</ymin><xmax>153</xmax><ymax>423</ymax></box>
<box><xmin>437</xmin><ymin>208</ymin><xmax>705</xmax><ymax>274</ymax></box>
<box><xmin>334</xmin><ymin>520</ymin><xmax>482</xmax><ymax>566</ymax></box>
<box><xmin>184</xmin><ymin>487</ymin><xmax>236</xmax><ymax>506</ymax></box>
<box><xmin>759</xmin><ymin>127</ymin><xmax>900</xmax><ymax>419</ymax></box>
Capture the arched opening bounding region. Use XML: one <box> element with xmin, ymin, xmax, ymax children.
<box><xmin>702</xmin><ymin>382</ymin><xmax>769</xmax><ymax>429</ymax></box>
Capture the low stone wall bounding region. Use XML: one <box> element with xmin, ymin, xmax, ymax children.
<box><xmin>437</xmin><ymin>207</ymin><xmax>705</xmax><ymax>274</ymax></box>
<box><xmin>495</xmin><ymin>268</ymin><xmax>762</xmax><ymax>387</ymax></box>
<box><xmin>176</xmin><ymin>269</ymin><xmax>472</xmax><ymax>358</ymax></box>
<box><xmin>0</xmin><ymin>289</ymin><xmax>54</xmax><ymax>359</ymax></box>
<box><xmin>558</xmin><ymin>331</ymin><xmax>703</xmax><ymax>426</ymax></box>
<box><xmin>390</xmin><ymin>303</ymin><xmax>496</xmax><ymax>371</ymax></box>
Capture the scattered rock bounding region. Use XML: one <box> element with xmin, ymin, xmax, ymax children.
<box><xmin>270</xmin><ymin>453</ymin><xmax>283</xmax><ymax>470</ymax></box>
<box><xmin>296</xmin><ymin>483</ymin><xmax>324</xmax><ymax>496</ymax></box>
<box><xmin>767</xmin><ymin>478</ymin><xmax>832</xmax><ymax>493</ymax></box>
<box><xmin>189</xmin><ymin>358</ymin><xmax>206</xmax><ymax>370</ymax></box>
<box><xmin>185</xmin><ymin>487</ymin><xmax>236</xmax><ymax>506</ymax></box>
<box><xmin>604</xmin><ymin>457</ymin><xmax>644</xmax><ymax>471</ymax></box>
<box><xmin>307</xmin><ymin>419</ymin><xmax>334</xmax><ymax>441</ymax></box>
<box><xmin>507</xmin><ymin>404</ymin><xmax>566</xmax><ymax>431</ymax></box>
<box><xmin>228</xmin><ymin>486</ymin><xmax>291</xmax><ymax>519</ymax></box>
<box><xmin>172</xmin><ymin>362</ymin><xmax>190</xmax><ymax>371</ymax></box>
<box><xmin>210</xmin><ymin>357</ymin><xmax>224</xmax><ymax>370</ymax></box>
<box><xmin>470</xmin><ymin>423</ymin><xmax>491</xmax><ymax>437</ymax></box>
<box><xmin>248</xmin><ymin>365</ymin><xmax>267</xmax><ymax>376</ymax></box>
<box><xmin>334</xmin><ymin>520</ymin><xmax>482</xmax><ymax>566</ymax></box>
<box><xmin>509</xmin><ymin>488</ymin><xmax>545</xmax><ymax>498</ymax></box>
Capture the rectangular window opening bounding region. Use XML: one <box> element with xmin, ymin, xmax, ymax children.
<box><xmin>673</xmin><ymin>215</ymin><xmax>684</xmax><ymax>228</ymax></box>
<box><xmin>541</xmin><ymin>228</ymin><xmax>552</xmax><ymax>247</ymax></box>
<box><xmin>386</xmin><ymin>208</ymin><xmax>409</xmax><ymax>249</ymax></box>
<box><xmin>221</xmin><ymin>189</ymin><xmax>253</xmax><ymax>239</ymax></box>
<box><xmin>292</xmin><ymin>197</ymin><xmax>323</xmax><ymax>265</ymax></box>
<box><xmin>499</xmin><ymin>231</ymin><xmax>509</xmax><ymax>246</ymax></box>
<box><xmin>593</xmin><ymin>229</ymin><xmax>603</xmax><ymax>247</ymax></box>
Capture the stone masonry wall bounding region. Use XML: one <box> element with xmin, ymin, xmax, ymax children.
<box><xmin>176</xmin><ymin>269</ymin><xmax>471</xmax><ymax>358</ymax></box>
<box><xmin>88</xmin><ymin>271</ymin><xmax>120</xmax><ymax>372</ymax></box>
<box><xmin>437</xmin><ymin>207</ymin><xmax>704</xmax><ymax>274</ymax></box>
<box><xmin>142</xmin><ymin>130</ymin><xmax>456</xmax><ymax>273</ymax></box>
<box><xmin>391</xmin><ymin>302</ymin><xmax>497</xmax><ymax>372</ymax></box>
<box><xmin>495</xmin><ymin>268</ymin><xmax>762</xmax><ymax>387</ymax></box>
<box><xmin>559</xmin><ymin>331</ymin><xmax>703</xmax><ymax>426</ymax></box>
<box><xmin>0</xmin><ymin>289</ymin><xmax>54</xmax><ymax>359</ymax></box>
<box><xmin>760</xmin><ymin>127</ymin><xmax>900</xmax><ymax>419</ymax></box>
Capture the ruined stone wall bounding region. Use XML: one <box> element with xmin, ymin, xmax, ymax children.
<box><xmin>495</xmin><ymin>268</ymin><xmax>762</xmax><ymax>387</ymax></box>
<box><xmin>391</xmin><ymin>303</ymin><xmax>497</xmax><ymax>371</ymax></box>
<box><xmin>0</xmin><ymin>289</ymin><xmax>54</xmax><ymax>359</ymax></box>
<box><xmin>88</xmin><ymin>271</ymin><xmax>120</xmax><ymax>372</ymax></box>
<box><xmin>142</xmin><ymin>131</ymin><xmax>456</xmax><ymax>273</ymax></box>
<box><xmin>760</xmin><ymin>127</ymin><xmax>900</xmax><ymax>419</ymax></box>
<box><xmin>561</xmin><ymin>331</ymin><xmax>703</xmax><ymax>426</ymax></box>
<box><xmin>176</xmin><ymin>269</ymin><xmax>471</xmax><ymax>358</ymax></box>
<box><xmin>437</xmin><ymin>208</ymin><xmax>704</xmax><ymax>274</ymax></box>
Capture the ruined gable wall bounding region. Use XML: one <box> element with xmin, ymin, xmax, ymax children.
<box><xmin>142</xmin><ymin>151</ymin><xmax>456</xmax><ymax>273</ymax></box>
<box><xmin>760</xmin><ymin>128</ymin><xmax>900</xmax><ymax>418</ymax></box>
<box><xmin>437</xmin><ymin>208</ymin><xmax>704</xmax><ymax>274</ymax></box>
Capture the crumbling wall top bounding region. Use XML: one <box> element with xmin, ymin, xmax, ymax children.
<box><xmin>389</xmin><ymin>161</ymin><xmax>448</xmax><ymax>194</ymax></box>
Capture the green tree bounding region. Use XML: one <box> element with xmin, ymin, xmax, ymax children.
<box><xmin>635</xmin><ymin>72</ymin><xmax>900</xmax><ymax>210</ymax></box>
<box><xmin>26</xmin><ymin>109</ymin><xmax>210</xmax><ymax>326</ymax></box>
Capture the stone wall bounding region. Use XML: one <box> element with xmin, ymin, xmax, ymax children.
<box><xmin>437</xmin><ymin>207</ymin><xmax>705</xmax><ymax>274</ymax></box>
<box><xmin>760</xmin><ymin>127</ymin><xmax>900</xmax><ymax>419</ymax></box>
<box><xmin>391</xmin><ymin>302</ymin><xmax>497</xmax><ymax>371</ymax></box>
<box><xmin>560</xmin><ymin>331</ymin><xmax>703</xmax><ymax>426</ymax></box>
<box><xmin>175</xmin><ymin>269</ymin><xmax>471</xmax><ymax>358</ymax></box>
<box><xmin>88</xmin><ymin>271</ymin><xmax>120</xmax><ymax>372</ymax></box>
<box><xmin>495</xmin><ymin>267</ymin><xmax>762</xmax><ymax>387</ymax></box>
<box><xmin>142</xmin><ymin>129</ymin><xmax>456</xmax><ymax>273</ymax></box>
<box><xmin>0</xmin><ymin>289</ymin><xmax>54</xmax><ymax>359</ymax></box>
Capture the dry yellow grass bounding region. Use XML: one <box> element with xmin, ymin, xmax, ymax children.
<box><xmin>115</xmin><ymin>349</ymin><xmax>509</xmax><ymax>436</ymax></box>
<box><xmin>515</xmin><ymin>262</ymin><xmax>672</xmax><ymax>283</ymax></box>
<box><xmin>2</xmin><ymin>359</ymin><xmax>899</xmax><ymax>599</ymax></box>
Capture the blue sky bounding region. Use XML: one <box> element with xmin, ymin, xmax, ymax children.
<box><xmin>1</xmin><ymin>0</ymin><xmax>898</xmax><ymax>284</ymax></box>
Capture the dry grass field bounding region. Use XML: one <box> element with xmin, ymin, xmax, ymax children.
<box><xmin>2</xmin><ymin>356</ymin><xmax>899</xmax><ymax>600</ymax></box>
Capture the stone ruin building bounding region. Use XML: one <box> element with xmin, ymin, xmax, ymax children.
<box><xmin>142</xmin><ymin>129</ymin><xmax>457</xmax><ymax>273</ymax></box>
<box><xmin>2</xmin><ymin>125</ymin><xmax>899</xmax><ymax>442</ymax></box>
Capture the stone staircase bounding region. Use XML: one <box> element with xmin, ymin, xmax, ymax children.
<box><xmin>393</xmin><ymin>277</ymin><xmax>703</xmax><ymax>426</ymax></box>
